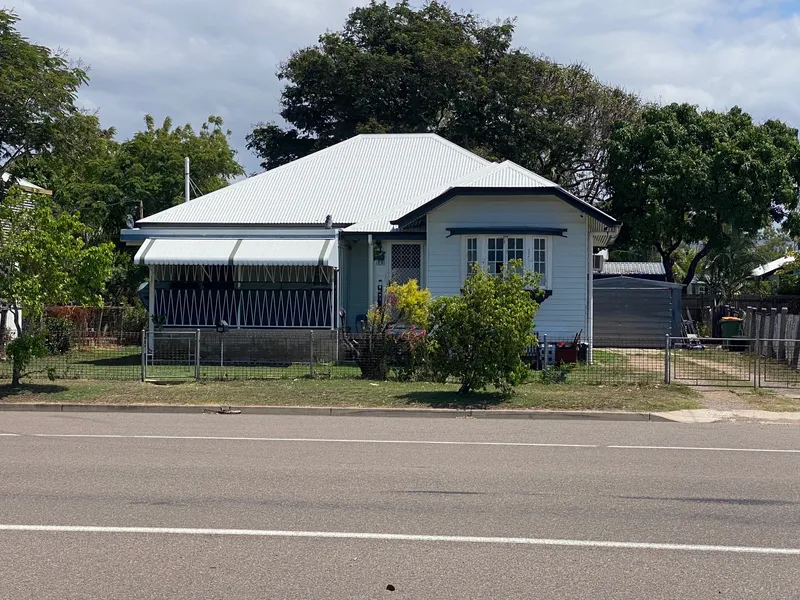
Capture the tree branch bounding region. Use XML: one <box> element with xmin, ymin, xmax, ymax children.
<box><xmin>682</xmin><ymin>244</ymin><xmax>712</xmax><ymax>287</ymax></box>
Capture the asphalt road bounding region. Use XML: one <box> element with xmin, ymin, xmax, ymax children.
<box><xmin>0</xmin><ymin>412</ymin><xmax>799</xmax><ymax>599</ymax></box>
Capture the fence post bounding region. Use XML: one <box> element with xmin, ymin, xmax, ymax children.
<box><xmin>754</xmin><ymin>315</ymin><xmax>761</xmax><ymax>389</ymax></box>
<box><xmin>664</xmin><ymin>334</ymin><xmax>671</xmax><ymax>384</ymax></box>
<box><xmin>542</xmin><ymin>334</ymin><xmax>548</xmax><ymax>368</ymax></box>
<box><xmin>195</xmin><ymin>329</ymin><xmax>201</xmax><ymax>381</ymax></box>
<box><xmin>309</xmin><ymin>330</ymin><xmax>315</xmax><ymax>378</ymax></box>
<box><xmin>140</xmin><ymin>329</ymin><xmax>146</xmax><ymax>382</ymax></box>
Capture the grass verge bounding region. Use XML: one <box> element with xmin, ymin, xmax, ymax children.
<box><xmin>730</xmin><ymin>389</ymin><xmax>800</xmax><ymax>412</ymax></box>
<box><xmin>0</xmin><ymin>379</ymin><xmax>702</xmax><ymax>412</ymax></box>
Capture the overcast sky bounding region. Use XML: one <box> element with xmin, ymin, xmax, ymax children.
<box><xmin>13</xmin><ymin>0</ymin><xmax>800</xmax><ymax>174</ymax></box>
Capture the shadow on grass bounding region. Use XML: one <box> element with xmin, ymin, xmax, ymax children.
<box><xmin>0</xmin><ymin>382</ymin><xmax>69</xmax><ymax>397</ymax></box>
<box><xmin>74</xmin><ymin>355</ymin><xmax>140</xmax><ymax>367</ymax></box>
<box><xmin>397</xmin><ymin>390</ymin><xmax>506</xmax><ymax>409</ymax></box>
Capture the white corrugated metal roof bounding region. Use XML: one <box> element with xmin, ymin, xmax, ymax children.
<box><xmin>601</xmin><ymin>262</ymin><xmax>666</xmax><ymax>276</ymax></box>
<box><xmin>2</xmin><ymin>172</ymin><xmax>52</xmax><ymax>196</ymax></box>
<box><xmin>344</xmin><ymin>161</ymin><xmax>598</xmax><ymax>233</ymax></box>
<box><xmin>135</xmin><ymin>238</ymin><xmax>337</xmax><ymax>267</ymax></box>
<box><xmin>138</xmin><ymin>134</ymin><xmax>490</xmax><ymax>226</ymax></box>
<box><xmin>752</xmin><ymin>255</ymin><xmax>795</xmax><ymax>277</ymax></box>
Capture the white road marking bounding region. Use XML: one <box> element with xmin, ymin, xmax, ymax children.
<box><xmin>29</xmin><ymin>434</ymin><xmax>597</xmax><ymax>448</ymax></box>
<box><xmin>0</xmin><ymin>433</ymin><xmax>20</xmax><ymax>437</ymax></box>
<box><xmin>0</xmin><ymin>524</ymin><xmax>797</xmax><ymax>555</ymax></box>
<box><xmin>20</xmin><ymin>434</ymin><xmax>800</xmax><ymax>453</ymax></box>
<box><xmin>609</xmin><ymin>445</ymin><xmax>800</xmax><ymax>454</ymax></box>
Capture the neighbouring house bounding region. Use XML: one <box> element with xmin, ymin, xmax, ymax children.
<box><xmin>1</xmin><ymin>173</ymin><xmax>53</xmax><ymax>341</ymax></box>
<box><xmin>121</xmin><ymin>134</ymin><xmax>621</xmax><ymax>354</ymax></box>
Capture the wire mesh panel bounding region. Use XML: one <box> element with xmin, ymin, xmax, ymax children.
<box><xmin>390</xmin><ymin>244</ymin><xmax>422</xmax><ymax>285</ymax></box>
<box><xmin>669</xmin><ymin>337</ymin><xmax>755</xmax><ymax>387</ymax></box>
<box><xmin>145</xmin><ymin>331</ymin><xmax>198</xmax><ymax>380</ymax></box>
<box><xmin>0</xmin><ymin>333</ymin><xmax>142</xmax><ymax>381</ymax></box>
<box><xmin>759</xmin><ymin>339</ymin><xmax>800</xmax><ymax>388</ymax></box>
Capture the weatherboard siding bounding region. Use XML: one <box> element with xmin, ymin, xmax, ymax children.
<box><xmin>426</xmin><ymin>195</ymin><xmax>589</xmax><ymax>340</ymax></box>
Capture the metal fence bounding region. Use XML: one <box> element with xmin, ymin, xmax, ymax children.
<box><xmin>4</xmin><ymin>330</ymin><xmax>800</xmax><ymax>389</ymax></box>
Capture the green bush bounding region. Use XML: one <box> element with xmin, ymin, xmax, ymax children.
<box><xmin>7</xmin><ymin>333</ymin><xmax>50</xmax><ymax>386</ymax></box>
<box><xmin>428</xmin><ymin>261</ymin><xmax>539</xmax><ymax>395</ymax></box>
<box><xmin>43</xmin><ymin>316</ymin><xmax>75</xmax><ymax>355</ymax></box>
<box><xmin>121</xmin><ymin>302</ymin><xmax>148</xmax><ymax>332</ymax></box>
<box><xmin>541</xmin><ymin>362</ymin><xmax>574</xmax><ymax>384</ymax></box>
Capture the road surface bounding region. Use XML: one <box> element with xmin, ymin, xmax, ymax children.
<box><xmin>1</xmin><ymin>412</ymin><xmax>798</xmax><ymax>599</ymax></box>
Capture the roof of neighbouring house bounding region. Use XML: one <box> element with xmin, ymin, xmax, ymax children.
<box><xmin>1</xmin><ymin>172</ymin><xmax>52</xmax><ymax>196</ymax></box>
<box><xmin>751</xmin><ymin>255</ymin><xmax>795</xmax><ymax>278</ymax></box>
<box><xmin>600</xmin><ymin>262</ymin><xmax>666</xmax><ymax>276</ymax></box>
<box><xmin>135</xmin><ymin>134</ymin><xmax>619</xmax><ymax>231</ymax></box>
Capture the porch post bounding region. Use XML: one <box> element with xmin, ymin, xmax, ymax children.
<box><xmin>330</xmin><ymin>269</ymin><xmax>336</xmax><ymax>331</ymax></box>
<box><xmin>587</xmin><ymin>229</ymin><xmax>594</xmax><ymax>364</ymax></box>
<box><xmin>367</xmin><ymin>234</ymin><xmax>374</xmax><ymax>309</ymax></box>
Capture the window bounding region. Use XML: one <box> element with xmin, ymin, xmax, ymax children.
<box><xmin>532</xmin><ymin>237</ymin><xmax>546</xmax><ymax>280</ymax></box>
<box><xmin>463</xmin><ymin>235</ymin><xmax>551</xmax><ymax>288</ymax></box>
<box><xmin>487</xmin><ymin>237</ymin><xmax>505</xmax><ymax>274</ymax></box>
<box><xmin>466</xmin><ymin>237</ymin><xmax>478</xmax><ymax>275</ymax></box>
<box><xmin>390</xmin><ymin>243</ymin><xmax>422</xmax><ymax>285</ymax></box>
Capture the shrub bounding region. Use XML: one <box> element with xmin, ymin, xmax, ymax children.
<box><xmin>43</xmin><ymin>316</ymin><xmax>76</xmax><ymax>355</ymax></box>
<box><xmin>428</xmin><ymin>261</ymin><xmax>539</xmax><ymax>395</ymax></box>
<box><xmin>121</xmin><ymin>302</ymin><xmax>148</xmax><ymax>332</ymax></box>
<box><xmin>541</xmin><ymin>362</ymin><xmax>574</xmax><ymax>384</ymax></box>
<box><xmin>342</xmin><ymin>280</ymin><xmax>430</xmax><ymax>380</ymax></box>
<box><xmin>7</xmin><ymin>333</ymin><xmax>50</xmax><ymax>386</ymax></box>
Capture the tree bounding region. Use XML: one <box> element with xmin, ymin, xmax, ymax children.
<box><xmin>700</xmin><ymin>231</ymin><xmax>778</xmax><ymax>302</ymax></box>
<box><xmin>0</xmin><ymin>10</ymin><xmax>87</xmax><ymax>178</ymax></box>
<box><xmin>428</xmin><ymin>262</ymin><xmax>539</xmax><ymax>394</ymax></box>
<box><xmin>606</xmin><ymin>103</ymin><xmax>800</xmax><ymax>285</ymax></box>
<box><xmin>0</xmin><ymin>189</ymin><xmax>114</xmax><ymax>385</ymax></box>
<box><xmin>247</xmin><ymin>0</ymin><xmax>639</xmax><ymax>204</ymax></box>
<box><xmin>16</xmin><ymin>114</ymin><xmax>245</xmax><ymax>302</ymax></box>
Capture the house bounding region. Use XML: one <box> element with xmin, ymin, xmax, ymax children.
<box><xmin>121</xmin><ymin>134</ymin><xmax>620</xmax><ymax>351</ymax></box>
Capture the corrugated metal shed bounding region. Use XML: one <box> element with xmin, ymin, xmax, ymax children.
<box><xmin>135</xmin><ymin>238</ymin><xmax>337</xmax><ymax>267</ymax></box>
<box><xmin>593</xmin><ymin>277</ymin><xmax>683</xmax><ymax>347</ymax></box>
<box><xmin>600</xmin><ymin>262</ymin><xmax>666</xmax><ymax>276</ymax></box>
<box><xmin>138</xmin><ymin>134</ymin><xmax>490</xmax><ymax>226</ymax></box>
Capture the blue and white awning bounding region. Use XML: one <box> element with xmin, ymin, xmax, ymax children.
<box><xmin>134</xmin><ymin>238</ymin><xmax>338</xmax><ymax>268</ymax></box>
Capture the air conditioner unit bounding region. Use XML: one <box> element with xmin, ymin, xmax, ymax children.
<box><xmin>592</xmin><ymin>254</ymin><xmax>605</xmax><ymax>272</ymax></box>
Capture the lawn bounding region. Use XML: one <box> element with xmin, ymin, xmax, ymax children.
<box><xmin>0</xmin><ymin>378</ymin><xmax>702</xmax><ymax>412</ymax></box>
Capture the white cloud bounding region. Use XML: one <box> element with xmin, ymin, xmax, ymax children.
<box><xmin>11</xmin><ymin>0</ymin><xmax>800</xmax><ymax>174</ymax></box>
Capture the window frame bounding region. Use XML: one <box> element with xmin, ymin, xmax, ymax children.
<box><xmin>462</xmin><ymin>234</ymin><xmax>552</xmax><ymax>289</ymax></box>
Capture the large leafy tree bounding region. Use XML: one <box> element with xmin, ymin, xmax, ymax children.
<box><xmin>0</xmin><ymin>10</ymin><xmax>87</xmax><ymax>179</ymax></box>
<box><xmin>605</xmin><ymin>103</ymin><xmax>800</xmax><ymax>285</ymax></box>
<box><xmin>0</xmin><ymin>189</ymin><xmax>114</xmax><ymax>385</ymax></box>
<box><xmin>247</xmin><ymin>0</ymin><xmax>639</xmax><ymax>204</ymax></box>
<box><xmin>18</xmin><ymin>115</ymin><xmax>245</xmax><ymax>302</ymax></box>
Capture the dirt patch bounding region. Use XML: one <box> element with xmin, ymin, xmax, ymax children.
<box><xmin>696</xmin><ymin>388</ymin><xmax>753</xmax><ymax>411</ymax></box>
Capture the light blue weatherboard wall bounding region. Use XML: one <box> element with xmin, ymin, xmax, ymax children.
<box><xmin>425</xmin><ymin>194</ymin><xmax>589</xmax><ymax>340</ymax></box>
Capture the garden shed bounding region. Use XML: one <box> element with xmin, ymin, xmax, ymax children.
<box><xmin>593</xmin><ymin>277</ymin><xmax>683</xmax><ymax>347</ymax></box>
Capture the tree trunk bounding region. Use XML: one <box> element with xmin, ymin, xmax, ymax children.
<box><xmin>682</xmin><ymin>245</ymin><xmax>711</xmax><ymax>288</ymax></box>
<box><xmin>659</xmin><ymin>252</ymin><xmax>676</xmax><ymax>283</ymax></box>
<box><xmin>12</xmin><ymin>364</ymin><xmax>21</xmax><ymax>387</ymax></box>
<box><xmin>0</xmin><ymin>309</ymin><xmax>6</xmax><ymax>358</ymax></box>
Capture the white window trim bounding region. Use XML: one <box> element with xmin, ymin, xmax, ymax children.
<box><xmin>461</xmin><ymin>235</ymin><xmax>553</xmax><ymax>289</ymax></box>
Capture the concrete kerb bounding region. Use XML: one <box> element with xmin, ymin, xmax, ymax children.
<box><xmin>0</xmin><ymin>403</ymin><xmax>672</xmax><ymax>421</ymax></box>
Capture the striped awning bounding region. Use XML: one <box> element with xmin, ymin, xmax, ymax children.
<box><xmin>134</xmin><ymin>238</ymin><xmax>337</xmax><ymax>268</ymax></box>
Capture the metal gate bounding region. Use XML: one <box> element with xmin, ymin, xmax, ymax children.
<box><xmin>142</xmin><ymin>331</ymin><xmax>199</xmax><ymax>381</ymax></box>
<box><xmin>667</xmin><ymin>336</ymin><xmax>800</xmax><ymax>388</ymax></box>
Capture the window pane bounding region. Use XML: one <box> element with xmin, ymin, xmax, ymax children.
<box><xmin>507</xmin><ymin>238</ymin><xmax>524</xmax><ymax>265</ymax></box>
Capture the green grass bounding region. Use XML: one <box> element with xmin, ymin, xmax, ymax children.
<box><xmin>0</xmin><ymin>378</ymin><xmax>702</xmax><ymax>412</ymax></box>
